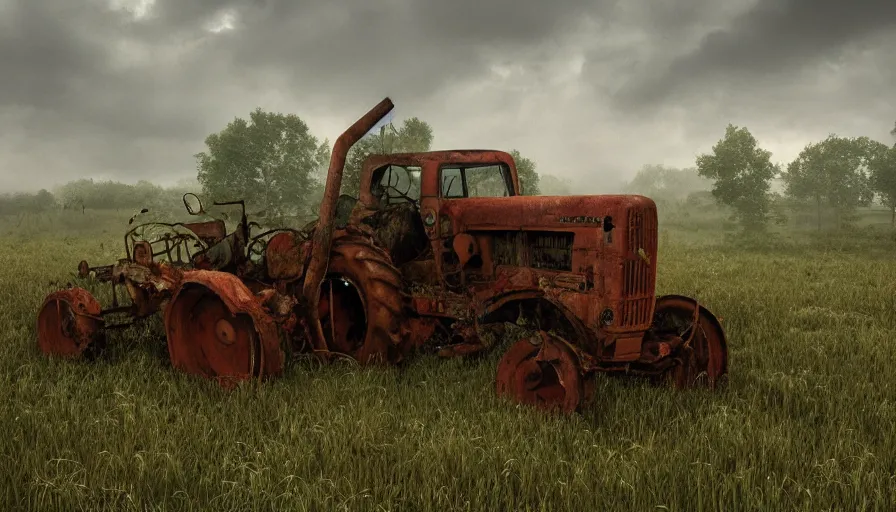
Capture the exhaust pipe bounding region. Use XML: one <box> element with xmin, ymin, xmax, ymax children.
<box><xmin>302</xmin><ymin>97</ymin><xmax>395</xmax><ymax>349</ymax></box>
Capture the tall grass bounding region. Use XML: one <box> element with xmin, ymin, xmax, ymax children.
<box><xmin>1</xmin><ymin>210</ymin><xmax>895</xmax><ymax>510</ymax></box>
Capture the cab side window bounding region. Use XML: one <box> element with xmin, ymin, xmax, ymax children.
<box><xmin>440</xmin><ymin>164</ymin><xmax>513</xmax><ymax>198</ymax></box>
<box><xmin>441</xmin><ymin>167</ymin><xmax>465</xmax><ymax>198</ymax></box>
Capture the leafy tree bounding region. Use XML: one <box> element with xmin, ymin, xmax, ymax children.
<box><xmin>695</xmin><ymin>125</ymin><xmax>778</xmax><ymax>230</ymax></box>
<box><xmin>195</xmin><ymin>108</ymin><xmax>330</xmax><ymax>218</ymax></box>
<box><xmin>341</xmin><ymin>117</ymin><xmax>434</xmax><ymax>198</ymax></box>
<box><xmin>509</xmin><ymin>150</ymin><xmax>540</xmax><ymax>195</ymax></box>
<box><xmin>867</xmin><ymin>139</ymin><xmax>896</xmax><ymax>225</ymax></box>
<box><xmin>781</xmin><ymin>135</ymin><xmax>876</xmax><ymax>230</ymax></box>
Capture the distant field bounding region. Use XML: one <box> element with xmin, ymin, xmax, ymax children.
<box><xmin>2</xmin><ymin>209</ymin><xmax>896</xmax><ymax>511</ymax></box>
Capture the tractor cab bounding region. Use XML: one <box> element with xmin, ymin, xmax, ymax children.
<box><xmin>352</xmin><ymin>150</ymin><xmax>520</xmax><ymax>285</ymax></box>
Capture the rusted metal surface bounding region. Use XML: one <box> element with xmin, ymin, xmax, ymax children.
<box><xmin>36</xmin><ymin>288</ymin><xmax>104</xmax><ymax>358</ymax></box>
<box><xmin>182</xmin><ymin>219</ymin><xmax>227</xmax><ymax>243</ymax></box>
<box><xmin>164</xmin><ymin>270</ymin><xmax>284</xmax><ymax>387</ymax></box>
<box><xmin>264</xmin><ymin>231</ymin><xmax>309</xmax><ymax>281</ymax></box>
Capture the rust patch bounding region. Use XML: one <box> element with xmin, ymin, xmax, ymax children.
<box><xmin>182</xmin><ymin>219</ymin><xmax>227</xmax><ymax>243</ymax></box>
<box><xmin>265</xmin><ymin>231</ymin><xmax>307</xmax><ymax>281</ymax></box>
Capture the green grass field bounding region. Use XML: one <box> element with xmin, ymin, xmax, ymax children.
<box><xmin>2</xmin><ymin>210</ymin><xmax>896</xmax><ymax>511</ymax></box>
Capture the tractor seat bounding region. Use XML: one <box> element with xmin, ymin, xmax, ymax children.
<box><xmin>183</xmin><ymin>219</ymin><xmax>227</xmax><ymax>242</ymax></box>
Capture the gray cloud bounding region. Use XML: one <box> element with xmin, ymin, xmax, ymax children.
<box><xmin>0</xmin><ymin>0</ymin><xmax>894</xmax><ymax>195</ymax></box>
<box><xmin>615</xmin><ymin>0</ymin><xmax>896</xmax><ymax>108</ymax></box>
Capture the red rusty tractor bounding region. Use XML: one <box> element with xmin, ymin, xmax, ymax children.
<box><xmin>37</xmin><ymin>97</ymin><xmax>728</xmax><ymax>413</ymax></box>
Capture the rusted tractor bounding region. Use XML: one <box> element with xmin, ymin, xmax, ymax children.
<box><xmin>37</xmin><ymin>97</ymin><xmax>728</xmax><ymax>413</ymax></box>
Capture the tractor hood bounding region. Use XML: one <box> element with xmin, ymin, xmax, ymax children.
<box><xmin>440</xmin><ymin>194</ymin><xmax>656</xmax><ymax>231</ymax></box>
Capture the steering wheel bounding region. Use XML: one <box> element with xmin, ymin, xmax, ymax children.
<box><xmin>380</xmin><ymin>169</ymin><xmax>417</xmax><ymax>204</ymax></box>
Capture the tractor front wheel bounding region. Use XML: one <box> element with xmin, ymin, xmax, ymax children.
<box><xmin>652</xmin><ymin>295</ymin><xmax>728</xmax><ymax>389</ymax></box>
<box><xmin>495</xmin><ymin>331</ymin><xmax>592</xmax><ymax>414</ymax></box>
<box><xmin>36</xmin><ymin>288</ymin><xmax>105</xmax><ymax>359</ymax></box>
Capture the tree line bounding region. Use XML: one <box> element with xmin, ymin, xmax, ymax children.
<box><xmin>0</xmin><ymin>179</ymin><xmax>199</xmax><ymax>217</ymax></box>
<box><xmin>690</xmin><ymin>121</ymin><xmax>896</xmax><ymax>231</ymax></box>
<box><xmin>0</xmin><ymin>108</ymin><xmax>571</xmax><ymax>219</ymax></box>
<box><xmin>13</xmin><ymin>108</ymin><xmax>892</xmax><ymax>235</ymax></box>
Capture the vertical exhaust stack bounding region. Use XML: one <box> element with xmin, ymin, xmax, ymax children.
<box><xmin>302</xmin><ymin>97</ymin><xmax>395</xmax><ymax>350</ymax></box>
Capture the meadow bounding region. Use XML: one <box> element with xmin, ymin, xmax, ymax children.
<box><xmin>1</xmin><ymin>208</ymin><xmax>895</xmax><ymax>511</ymax></box>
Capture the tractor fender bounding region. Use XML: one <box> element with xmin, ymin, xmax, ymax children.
<box><xmin>654</xmin><ymin>294</ymin><xmax>728</xmax><ymax>351</ymax></box>
<box><xmin>477</xmin><ymin>289</ymin><xmax>597</xmax><ymax>353</ymax></box>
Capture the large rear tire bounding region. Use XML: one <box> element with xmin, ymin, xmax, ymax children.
<box><xmin>318</xmin><ymin>235</ymin><xmax>407</xmax><ymax>364</ymax></box>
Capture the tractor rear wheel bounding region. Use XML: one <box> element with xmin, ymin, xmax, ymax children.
<box><xmin>318</xmin><ymin>235</ymin><xmax>406</xmax><ymax>364</ymax></box>
<box><xmin>164</xmin><ymin>270</ymin><xmax>283</xmax><ymax>387</ymax></box>
<box><xmin>36</xmin><ymin>288</ymin><xmax>105</xmax><ymax>359</ymax></box>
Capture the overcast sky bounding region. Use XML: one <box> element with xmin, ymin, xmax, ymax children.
<box><xmin>1</xmin><ymin>0</ymin><xmax>894</xmax><ymax>194</ymax></box>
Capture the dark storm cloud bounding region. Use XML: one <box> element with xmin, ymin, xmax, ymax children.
<box><xmin>0</xmin><ymin>0</ymin><xmax>603</xmax><ymax>191</ymax></box>
<box><xmin>615</xmin><ymin>0</ymin><xmax>896</xmax><ymax>107</ymax></box>
<box><xmin>0</xmin><ymin>0</ymin><xmax>893</xmax><ymax>194</ymax></box>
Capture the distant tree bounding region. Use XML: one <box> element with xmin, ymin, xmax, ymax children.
<box><xmin>195</xmin><ymin>108</ymin><xmax>330</xmax><ymax>218</ymax></box>
<box><xmin>341</xmin><ymin>117</ymin><xmax>434</xmax><ymax>198</ymax></box>
<box><xmin>0</xmin><ymin>190</ymin><xmax>57</xmax><ymax>216</ymax></box>
<box><xmin>624</xmin><ymin>165</ymin><xmax>712</xmax><ymax>204</ymax></box>
<box><xmin>867</xmin><ymin>139</ymin><xmax>896</xmax><ymax>226</ymax></box>
<box><xmin>34</xmin><ymin>189</ymin><xmax>55</xmax><ymax>210</ymax></box>
<box><xmin>539</xmin><ymin>174</ymin><xmax>574</xmax><ymax>195</ymax></box>
<box><xmin>509</xmin><ymin>150</ymin><xmax>540</xmax><ymax>195</ymax></box>
<box><xmin>891</xmin><ymin>121</ymin><xmax>896</xmax><ymax>139</ymax></box>
<box><xmin>781</xmin><ymin>135</ymin><xmax>876</xmax><ymax>230</ymax></box>
<box><xmin>695</xmin><ymin>125</ymin><xmax>778</xmax><ymax>231</ymax></box>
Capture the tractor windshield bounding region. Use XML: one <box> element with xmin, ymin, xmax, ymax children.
<box><xmin>440</xmin><ymin>163</ymin><xmax>513</xmax><ymax>198</ymax></box>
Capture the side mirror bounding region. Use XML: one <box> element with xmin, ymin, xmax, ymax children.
<box><xmin>183</xmin><ymin>193</ymin><xmax>204</xmax><ymax>215</ymax></box>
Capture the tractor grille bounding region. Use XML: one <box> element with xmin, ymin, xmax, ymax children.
<box><xmin>618</xmin><ymin>207</ymin><xmax>657</xmax><ymax>329</ymax></box>
<box><xmin>493</xmin><ymin>231</ymin><xmax>574</xmax><ymax>271</ymax></box>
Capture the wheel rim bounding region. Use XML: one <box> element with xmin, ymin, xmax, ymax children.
<box><xmin>495</xmin><ymin>332</ymin><xmax>586</xmax><ymax>414</ymax></box>
<box><xmin>36</xmin><ymin>288</ymin><xmax>103</xmax><ymax>358</ymax></box>
<box><xmin>653</xmin><ymin>296</ymin><xmax>728</xmax><ymax>389</ymax></box>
